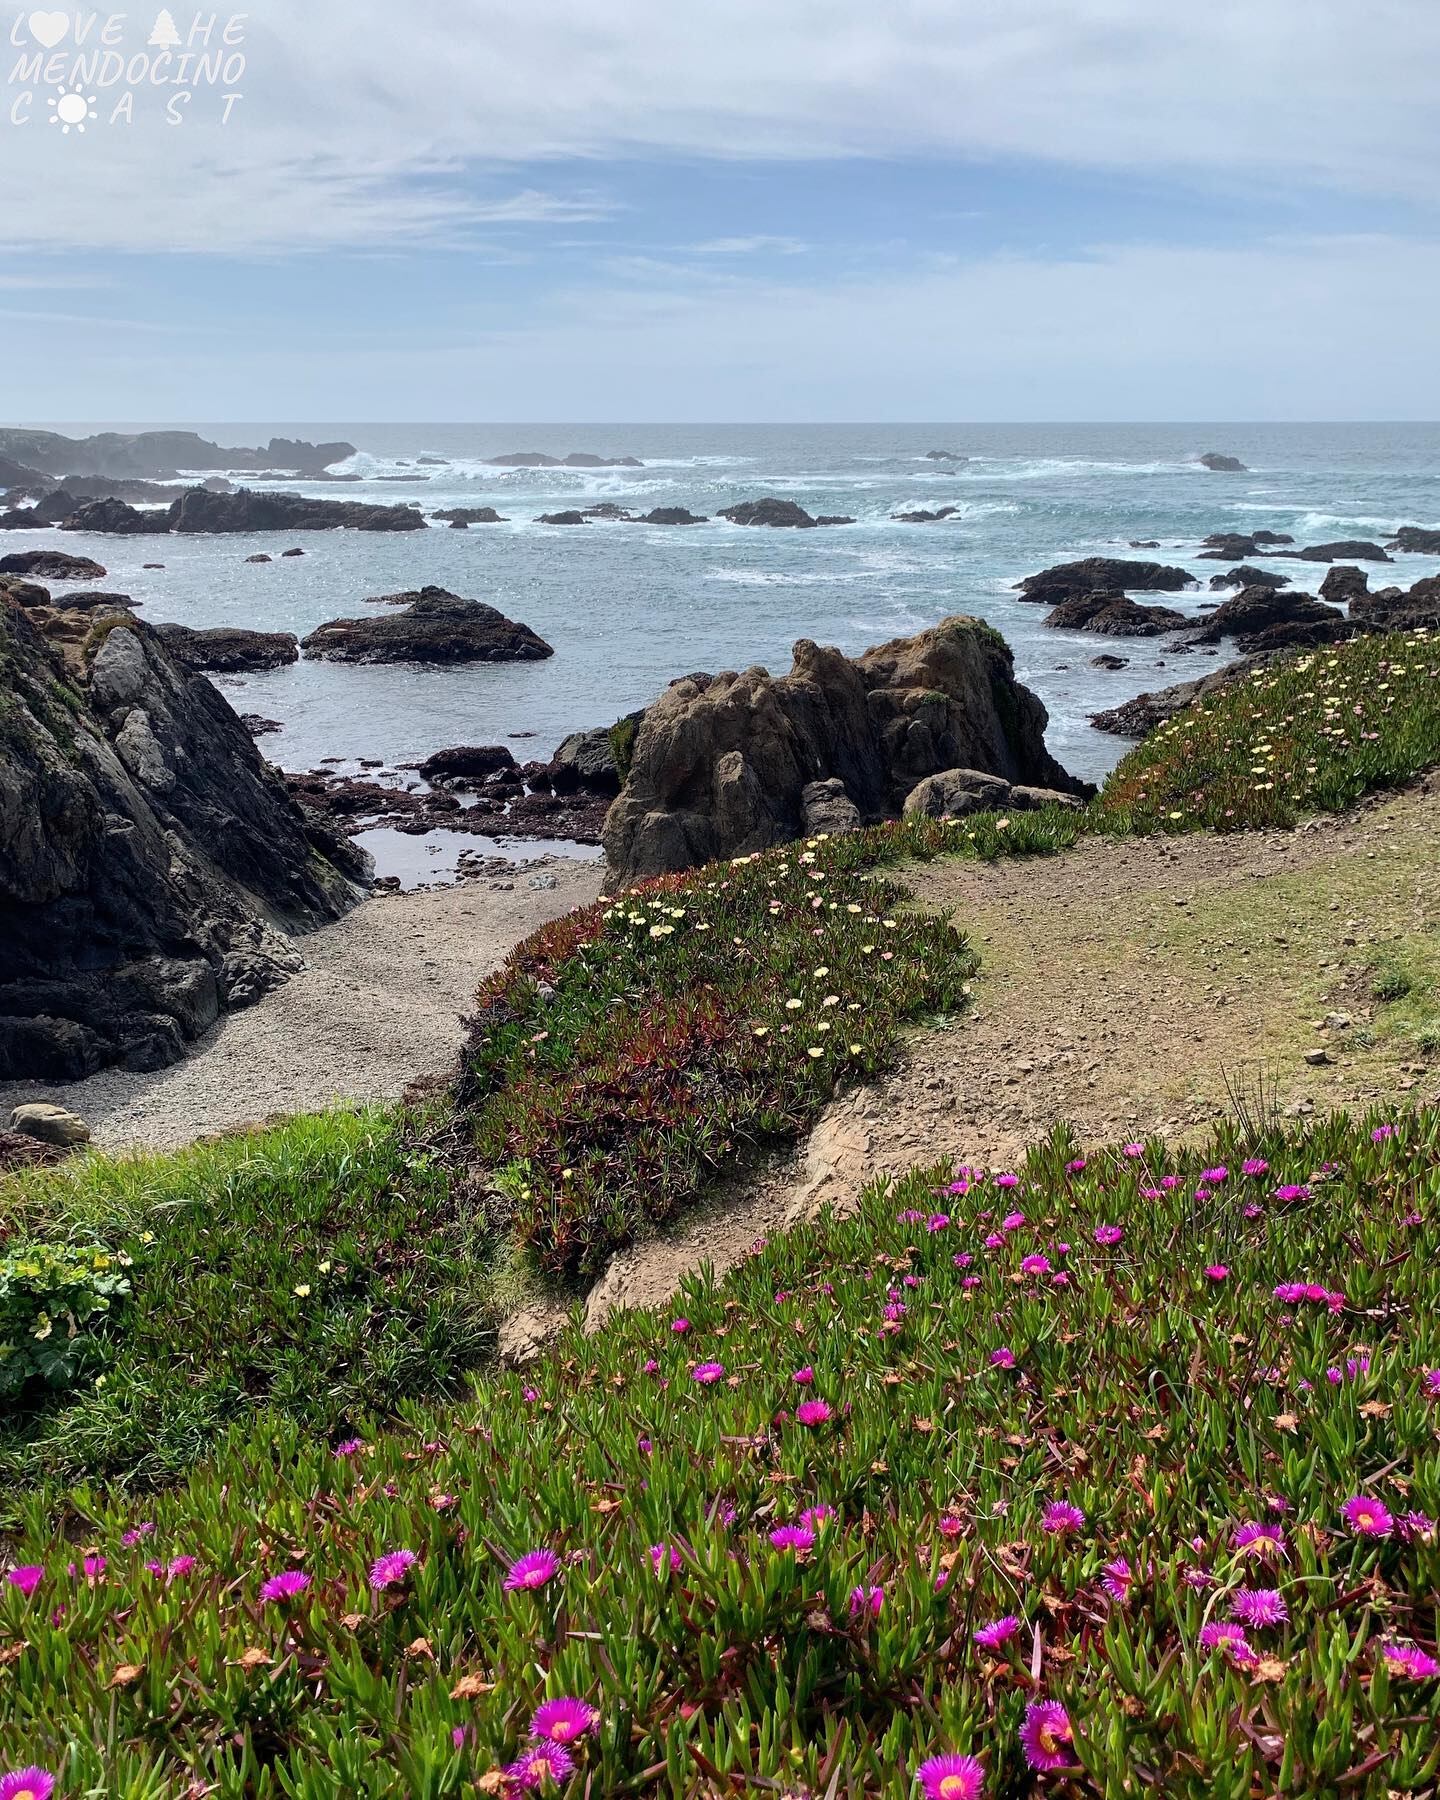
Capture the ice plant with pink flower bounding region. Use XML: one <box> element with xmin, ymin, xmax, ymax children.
<box><xmin>1020</xmin><ymin>1699</ymin><xmax>1074</xmax><ymax>1771</ymax></box>
<box><xmin>914</xmin><ymin>1752</ymin><xmax>985</xmax><ymax>1799</ymax></box>
<box><xmin>504</xmin><ymin>1549</ymin><xmax>559</xmax><ymax>1592</ymax></box>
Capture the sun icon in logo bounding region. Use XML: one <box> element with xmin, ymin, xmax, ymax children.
<box><xmin>48</xmin><ymin>85</ymin><xmax>98</xmax><ymax>134</ymax></box>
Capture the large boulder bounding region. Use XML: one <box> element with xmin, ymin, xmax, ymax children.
<box><xmin>893</xmin><ymin>506</ymin><xmax>958</xmax><ymax>523</ymax></box>
<box><xmin>1042</xmin><ymin>592</ymin><xmax>1189</xmax><ymax>636</ymax></box>
<box><xmin>1014</xmin><ymin>558</ymin><xmax>1193</xmax><ymax>605</ymax></box>
<box><xmin>59</xmin><ymin>497</ymin><xmax>171</xmax><ymax>535</ymax></box>
<box><xmin>903</xmin><ymin>770</ymin><xmax>1084</xmax><ymax>818</ymax></box>
<box><xmin>431</xmin><ymin>506</ymin><xmax>507</xmax><ymax>524</ymax></box>
<box><xmin>1319</xmin><ymin>565</ymin><xmax>1369</xmax><ymax>604</ymax></box>
<box><xmin>549</xmin><ymin>727</ymin><xmax>623</xmax><ymax>795</ymax></box>
<box><xmin>0</xmin><ymin>549</ymin><xmax>106</xmax><ymax>580</ymax></box>
<box><xmin>0</xmin><ymin>601</ymin><xmax>368</xmax><ymax>1080</ymax></box>
<box><xmin>153</xmin><ymin>623</ymin><xmax>300</xmax><ymax>673</ymax></box>
<box><xmin>165</xmin><ymin>489</ymin><xmax>427</xmax><ymax>533</ymax></box>
<box><xmin>300</xmin><ymin>586</ymin><xmax>553</xmax><ymax>664</ymax></box>
<box><xmin>641</xmin><ymin>507</ymin><xmax>708</xmax><ymax>525</ymax></box>
<box><xmin>602</xmin><ymin>616</ymin><xmax>1087</xmax><ymax>882</ymax></box>
<box><xmin>1283</xmin><ymin>540</ymin><xmax>1392</xmax><ymax>563</ymax></box>
<box><xmin>1351</xmin><ymin>578</ymin><xmax>1440</xmax><ymax>632</ymax></box>
<box><xmin>537</xmin><ymin>511</ymin><xmax>589</xmax><ymax>525</ymax></box>
<box><xmin>801</xmin><ymin>778</ymin><xmax>862</xmax><ymax>835</ymax></box>
<box><xmin>1207</xmin><ymin>565</ymin><xmax>1290</xmax><ymax>590</ymax></box>
<box><xmin>1198</xmin><ymin>452</ymin><xmax>1247</xmax><ymax>471</ymax></box>
<box><xmin>415</xmin><ymin>744</ymin><xmax>519</xmax><ymax>783</ymax></box>
<box><xmin>1387</xmin><ymin>527</ymin><xmax>1440</xmax><ymax>554</ymax></box>
<box><xmin>718</xmin><ymin>498</ymin><xmax>822</xmax><ymax>528</ymax></box>
<box><xmin>1184</xmin><ymin>585</ymin><xmax>1349</xmax><ymax>652</ymax></box>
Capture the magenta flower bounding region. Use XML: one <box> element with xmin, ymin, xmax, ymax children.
<box><xmin>1232</xmin><ymin>1522</ymin><xmax>1286</xmax><ymax>1560</ymax></box>
<box><xmin>67</xmin><ymin>1556</ymin><xmax>105</xmax><ymax>1582</ymax></box>
<box><xmin>333</xmin><ymin>1438</ymin><xmax>364</xmax><ymax>1458</ymax></box>
<box><xmin>369</xmin><ymin>1549</ymin><xmax>418</xmax><ymax>1591</ymax></box>
<box><xmin>1231</xmin><ymin>1587</ymin><xmax>1288</xmax><ymax>1628</ymax></box>
<box><xmin>692</xmin><ymin>1361</ymin><xmax>725</xmax><ymax>1385</ymax></box>
<box><xmin>914</xmin><ymin>1751</ymin><xmax>985</xmax><ymax>1799</ymax></box>
<box><xmin>505</xmin><ymin>1743</ymin><xmax>576</xmax><ymax>1790</ymax></box>
<box><xmin>121</xmin><ymin>1522</ymin><xmax>155</xmax><ymax>1547</ymax></box>
<box><xmin>1093</xmin><ymin>1225</ymin><xmax>1123</xmax><ymax>1246</ymax></box>
<box><xmin>989</xmin><ymin>1347</ymin><xmax>1016</xmax><ymax>1369</ymax></box>
<box><xmin>1200</xmin><ymin>1620</ymin><xmax>1256</xmax><ymax>1663</ymax></box>
<box><xmin>974</xmin><ymin>1614</ymin><xmax>1021</xmax><ymax>1650</ymax></box>
<box><xmin>1020</xmin><ymin>1254</ymin><xmax>1051</xmax><ymax>1276</ymax></box>
<box><xmin>1383</xmin><ymin>1642</ymin><xmax>1440</xmax><ymax>1680</ymax></box>
<box><xmin>1204</xmin><ymin>1264</ymin><xmax>1229</xmax><ymax>1282</ymax></box>
<box><xmin>769</xmin><ymin>1524</ymin><xmax>815</xmax><ymax>1553</ymax></box>
<box><xmin>504</xmin><ymin>1549</ymin><xmax>559</xmax><ymax>1592</ymax></box>
<box><xmin>1424</xmin><ymin>1369</ymin><xmax>1440</xmax><ymax>1397</ymax></box>
<box><xmin>800</xmin><ymin>1504</ymin><xmax>835</xmax><ymax>1531</ymax></box>
<box><xmin>792</xmin><ymin>1366</ymin><xmax>815</xmax><ymax>1385</ymax></box>
<box><xmin>1242</xmin><ymin>1157</ymin><xmax>1269</xmax><ymax>1176</ymax></box>
<box><xmin>648</xmin><ymin>1543</ymin><xmax>682</xmax><ymax>1575</ymax></box>
<box><xmin>259</xmin><ymin>1569</ymin><xmax>310</xmax><ymax>1604</ymax></box>
<box><xmin>1020</xmin><ymin>1699</ymin><xmax>1074</xmax><ymax>1771</ymax></box>
<box><xmin>1041</xmin><ymin>1500</ymin><xmax>1085</xmax><ymax>1536</ymax></box>
<box><xmin>1202</xmin><ymin>1165</ymin><xmax>1228</xmax><ymax>1183</ymax></box>
<box><xmin>795</xmin><ymin>1399</ymin><xmax>832</xmax><ymax>1427</ymax></box>
<box><xmin>146</xmin><ymin>1555</ymin><xmax>196</xmax><ymax>1583</ymax></box>
<box><xmin>1101</xmin><ymin>1557</ymin><xmax>1132</xmax><ymax>1604</ymax></box>
<box><xmin>848</xmin><ymin>1584</ymin><xmax>884</xmax><ymax>1620</ymax></box>
<box><xmin>530</xmin><ymin>1696</ymin><xmax>600</xmax><ymax>1745</ymax></box>
<box><xmin>1122</xmin><ymin>1143</ymin><xmax>1143</xmax><ymax>1158</ymax></box>
<box><xmin>671</xmin><ymin>1317</ymin><xmax>690</xmax><ymax>1334</ymax></box>
<box><xmin>1341</xmin><ymin>1495</ymin><xmax>1394</xmax><ymax>1538</ymax></box>
<box><xmin>5</xmin><ymin>1567</ymin><xmax>43</xmax><ymax>1599</ymax></box>
<box><xmin>0</xmin><ymin>1773</ymin><xmax>55</xmax><ymax>1800</ymax></box>
<box><xmin>1000</xmin><ymin>1209</ymin><xmax>1024</xmax><ymax>1229</ymax></box>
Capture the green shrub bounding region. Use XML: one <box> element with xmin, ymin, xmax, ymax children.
<box><xmin>0</xmin><ymin>1239</ymin><xmax>131</xmax><ymax>1398</ymax></box>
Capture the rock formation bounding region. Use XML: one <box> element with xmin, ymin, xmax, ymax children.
<box><xmin>1184</xmin><ymin>586</ymin><xmax>1349</xmax><ymax>652</ymax></box>
<box><xmin>1042</xmin><ymin>593</ymin><xmax>1189</xmax><ymax>636</ymax></box>
<box><xmin>1198</xmin><ymin>453</ymin><xmax>1247</xmax><ymax>472</ymax></box>
<box><xmin>432</xmin><ymin>507</ymin><xmax>508</xmax><ymax>524</ymax></box>
<box><xmin>717</xmin><ymin>498</ymin><xmax>831</xmax><ymax>528</ymax></box>
<box><xmin>1014</xmin><ymin>558</ymin><xmax>1193</xmax><ymax>605</ymax></box>
<box><xmin>602</xmin><ymin>615</ymin><xmax>1087</xmax><ymax>882</ymax></box>
<box><xmin>0</xmin><ymin>590</ymin><xmax>368</xmax><ymax>1080</ymax></box>
<box><xmin>640</xmin><ymin>507</ymin><xmax>708</xmax><ymax>525</ymax></box>
<box><xmin>0</xmin><ymin>549</ymin><xmax>107</xmax><ymax>580</ymax></box>
<box><xmin>1388</xmin><ymin>527</ymin><xmax>1440</xmax><ymax>554</ymax></box>
<box><xmin>153</xmin><ymin>624</ymin><xmax>300</xmax><ymax>673</ymax></box>
<box><xmin>1319</xmin><ymin>565</ymin><xmax>1368</xmax><ymax>604</ymax></box>
<box><xmin>0</xmin><ymin>428</ymin><xmax>354</xmax><ymax>479</ymax></box>
<box><xmin>300</xmin><ymin>587</ymin><xmax>553</xmax><ymax>664</ymax></box>
<box><xmin>487</xmin><ymin>451</ymin><xmax>642</xmax><ymax>468</ymax></box>
<box><xmin>1208</xmin><ymin>566</ymin><xmax>1290</xmax><ymax>590</ymax></box>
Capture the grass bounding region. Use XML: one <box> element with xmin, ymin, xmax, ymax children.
<box><xmin>3</xmin><ymin>1105</ymin><xmax>1439</xmax><ymax>1796</ymax></box>
<box><xmin>0</xmin><ymin>1109</ymin><xmax>507</xmax><ymax>1496</ymax></box>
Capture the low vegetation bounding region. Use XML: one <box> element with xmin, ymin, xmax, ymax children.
<box><xmin>4</xmin><ymin>1106</ymin><xmax>1439</xmax><ymax>1796</ymax></box>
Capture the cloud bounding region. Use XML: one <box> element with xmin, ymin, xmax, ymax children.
<box><xmin>690</xmin><ymin>236</ymin><xmax>810</xmax><ymax>255</ymax></box>
<box><xmin>0</xmin><ymin>1</ymin><xmax>1436</xmax><ymax>252</ymax></box>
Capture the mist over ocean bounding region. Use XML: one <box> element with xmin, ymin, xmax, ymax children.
<box><xmin>28</xmin><ymin>421</ymin><xmax>1440</xmax><ymax>787</ymax></box>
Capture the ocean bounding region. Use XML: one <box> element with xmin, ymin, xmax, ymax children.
<box><xmin>23</xmin><ymin>421</ymin><xmax>1440</xmax><ymax>860</ymax></box>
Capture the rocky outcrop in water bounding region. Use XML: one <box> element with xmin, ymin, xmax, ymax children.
<box><xmin>641</xmin><ymin>507</ymin><xmax>708</xmax><ymax>525</ymax></box>
<box><xmin>0</xmin><ymin>549</ymin><xmax>107</xmax><ymax>580</ymax></box>
<box><xmin>1198</xmin><ymin>452</ymin><xmax>1247</xmax><ymax>472</ymax></box>
<box><xmin>487</xmin><ymin>451</ymin><xmax>643</xmax><ymax>468</ymax></box>
<box><xmin>1185</xmin><ymin>586</ymin><xmax>1349</xmax><ymax>652</ymax></box>
<box><xmin>153</xmin><ymin>624</ymin><xmax>300</xmax><ymax>673</ymax></box>
<box><xmin>893</xmin><ymin>506</ymin><xmax>958</xmax><ymax>523</ymax></box>
<box><xmin>1351</xmin><ymin>579</ymin><xmax>1440</xmax><ymax>632</ymax></box>
<box><xmin>1089</xmin><ymin>659</ymin><xmax>1269</xmax><ymax>739</ymax></box>
<box><xmin>1281</xmin><ymin>540</ymin><xmax>1392</xmax><ymax>563</ymax></box>
<box><xmin>167</xmin><ymin>490</ymin><xmax>426</xmax><ymax>533</ymax></box>
<box><xmin>717</xmin><ymin>498</ymin><xmax>831</xmax><ymax>528</ymax></box>
<box><xmin>0</xmin><ymin>593</ymin><xmax>368</xmax><ymax>1080</ymax></box>
<box><xmin>537</xmin><ymin>511</ymin><xmax>589</xmax><ymax>525</ymax></box>
<box><xmin>432</xmin><ymin>507</ymin><xmax>508</xmax><ymax>524</ymax></box>
<box><xmin>59</xmin><ymin>497</ymin><xmax>172</xmax><ymax>534</ymax></box>
<box><xmin>1015</xmin><ymin>558</ymin><xmax>1193</xmax><ymax>605</ymax></box>
<box><xmin>300</xmin><ymin>587</ymin><xmax>553</xmax><ymax>664</ymax></box>
<box><xmin>0</xmin><ymin>428</ymin><xmax>354</xmax><ymax>479</ymax></box>
<box><xmin>1042</xmin><ymin>593</ymin><xmax>1189</xmax><ymax>636</ymax></box>
<box><xmin>1208</xmin><ymin>566</ymin><xmax>1290</xmax><ymax>591</ymax></box>
<box><xmin>1388</xmin><ymin>527</ymin><xmax>1440</xmax><ymax>554</ymax></box>
<box><xmin>602</xmin><ymin>615</ymin><xmax>1088</xmax><ymax>882</ymax></box>
<box><xmin>1319</xmin><ymin>565</ymin><xmax>1369</xmax><ymax>604</ymax></box>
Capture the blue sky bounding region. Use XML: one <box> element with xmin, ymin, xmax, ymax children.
<box><xmin>2</xmin><ymin>0</ymin><xmax>1438</xmax><ymax>420</ymax></box>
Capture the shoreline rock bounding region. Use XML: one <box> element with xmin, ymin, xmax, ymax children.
<box><xmin>1198</xmin><ymin>452</ymin><xmax>1247</xmax><ymax>472</ymax></box>
<box><xmin>300</xmin><ymin>587</ymin><xmax>554</xmax><ymax>665</ymax></box>
<box><xmin>1042</xmin><ymin>592</ymin><xmax>1189</xmax><ymax>636</ymax></box>
<box><xmin>1015</xmin><ymin>558</ymin><xmax>1193</xmax><ymax>605</ymax></box>
<box><xmin>154</xmin><ymin>624</ymin><xmax>300</xmax><ymax>673</ymax></box>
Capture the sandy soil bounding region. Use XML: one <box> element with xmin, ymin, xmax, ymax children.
<box><xmin>0</xmin><ymin>861</ymin><xmax>604</xmax><ymax>1151</ymax></box>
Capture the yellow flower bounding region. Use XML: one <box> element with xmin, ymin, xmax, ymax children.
<box><xmin>293</xmin><ymin>1284</ymin><xmax>312</xmax><ymax>1299</ymax></box>
<box><xmin>807</xmin><ymin>1046</ymin><xmax>824</xmax><ymax>1059</ymax></box>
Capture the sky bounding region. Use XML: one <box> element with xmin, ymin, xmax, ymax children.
<box><xmin>1</xmin><ymin>0</ymin><xmax>1437</xmax><ymax>422</ymax></box>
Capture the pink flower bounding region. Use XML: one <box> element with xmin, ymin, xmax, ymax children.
<box><xmin>504</xmin><ymin>1549</ymin><xmax>559</xmax><ymax>1592</ymax></box>
<box><xmin>769</xmin><ymin>1524</ymin><xmax>815</xmax><ymax>1553</ymax></box>
<box><xmin>1041</xmin><ymin>1500</ymin><xmax>1085</xmax><ymax>1536</ymax></box>
<box><xmin>1383</xmin><ymin>1642</ymin><xmax>1440</xmax><ymax>1680</ymax></box>
<box><xmin>1020</xmin><ymin>1699</ymin><xmax>1074</xmax><ymax>1771</ymax></box>
<box><xmin>989</xmin><ymin>1347</ymin><xmax>1015</xmax><ymax>1369</ymax></box>
<box><xmin>121</xmin><ymin>1522</ymin><xmax>154</xmax><ymax>1547</ymax></box>
<box><xmin>1020</xmin><ymin>1254</ymin><xmax>1051</xmax><ymax>1276</ymax></box>
<box><xmin>915</xmin><ymin>1752</ymin><xmax>985</xmax><ymax>1799</ymax></box>
<box><xmin>795</xmin><ymin>1399</ymin><xmax>832</xmax><ymax>1427</ymax></box>
<box><xmin>333</xmin><ymin>1438</ymin><xmax>364</xmax><ymax>1458</ymax></box>
<box><xmin>1423</xmin><ymin>1368</ymin><xmax>1440</xmax><ymax>1398</ymax></box>
<box><xmin>66</xmin><ymin>1556</ymin><xmax>105</xmax><ymax>1583</ymax></box>
<box><xmin>1200</xmin><ymin>1620</ymin><xmax>1256</xmax><ymax>1663</ymax></box>
<box><xmin>504</xmin><ymin>1744</ymin><xmax>576</xmax><ymax>1790</ymax></box>
<box><xmin>5</xmin><ymin>1567</ymin><xmax>43</xmax><ymax>1599</ymax></box>
<box><xmin>531</xmin><ymin>1697</ymin><xmax>599</xmax><ymax>1744</ymax></box>
<box><xmin>1093</xmin><ymin>1225</ymin><xmax>1123</xmax><ymax>1246</ymax></box>
<box><xmin>792</xmin><ymin>1366</ymin><xmax>815</xmax><ymax>1385</ymax></box>
<box><xmin>671</xmin><ymin>1317</ymin><xmax>690</xmax><ymax>1334</ymax></box>
<box><xmin>648</xmin><ymin>1543</ymin><xmax>683</xmax><ymax>1575</ymax></box>
<box><xmin>973</xmin><ymin>1614</ymin><xmax>1021</xmax><ymax>1650</ymax></box>
<box><xmin>1231</xmin><ymin>1587</ymin><xmax>1288</xmax><ymax>1628</ymax></box>
<box><xmin>1242</xmin><ymin>1158</ymin><xmax>1269</xmax><ymax>1176</ymax></box>
<box><xmin>1204</xmin><ymin>1265</ymin><xmax>1229</xmax><ymax>1282</ymax></box>
<box><xmin>1122</xmin><ymin>1143</ymin><xmax>1144</xmax><ymax>1158</ymax></box>
<box><xmin>1340</xmin><ymin>1495</ymin><xmax>1394</xmax><ymax>1539</ymax></box>
<box><xmin>849</xmin><ymin>1584</ymin><xmax>884</xmax><ymax>1620</ymax></box>
<box><xmin>0</xmin><ymin>1772</ymin><xmax>55</xmax><ymax>1800</ymax></box>
<box><xmin>259</xmin><ymin>1570</ymin><xmax>310</xmax><ymax>1604</ymax></box>
<box><xmin>369</xmin><ymin>1549</ymin><xmax>418</xmax><ymax>1591</ymax></box>
<box><xmin>692</xmin><ymin>1361</ymin><xmax>725</xmax><ymax>1385</ymax></box>
<box><xmin>1101</xmin><ymin>1557</ymin><xmax>1132</xmax><ymax>1604</ymax></box>
<box><xmin>1232</xmin><ymin>1522</ymin><xmax>1286</xmax><ymax>1560</ymax></box>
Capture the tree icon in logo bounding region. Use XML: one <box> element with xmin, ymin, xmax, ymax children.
<box><xmin>148</xmin><ymin>9</ymin><xmax>181</xmax><ymax>47</ymax></box>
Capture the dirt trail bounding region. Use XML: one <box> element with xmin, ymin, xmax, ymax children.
<box><xmin>578</xmin><ymin>782</ymin><xmax>1440</xmax><ymax>1325</ymax></box>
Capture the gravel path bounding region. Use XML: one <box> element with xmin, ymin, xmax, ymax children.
<box><xmin>0</xmin><ymin>861</ymin><xmax>605</xmax><ymax>1151</ymax></box>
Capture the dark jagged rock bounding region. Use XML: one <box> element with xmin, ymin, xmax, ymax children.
<box><xmin>244</xmin><ymin>553</ymin><xmax>272</xmax><ymax>564</ymax></box>
<box><xmin>548</xmin><ymin>727</ymin><xmax>623</xmax><ymax>796</ymax></box>
<box><xmin>1128</xmin><ymin>540</ymin><xmax>1161</xmax><ymax>549</ymax></box>
<box><xmin>602</xmin><ymin>615</ymin><xmax>1088</xmax><ymax>882</ymax></box>
<box><xmin>0</xmin><ymin>549</ymin><xmax>107</xmax><ymax>580</ymax></box>
<box><xmin>281</xmin><ymin>547</ymin><xmax>305</xmax><ymax>557</ymax></box>
<box><xmin>0</xmin><ymin>428</ymin><xmax>354</xmax><ymax>479</ymax></box>
<box><xmin>300</xmin><ymin>586</ymin><xmax>553</xmax><ymax>665</ymax></box>
<box><xmin>1351</xmin><ymin>578</ymin><xmax>1440</xmax><ymax>632</ymax></box>
<box><xmin>1208</xmin><ymin>565</ymin><xmax>1290</xmax><ymax>590</ymax></box>
<box><xmin>0</xmin><ymin>601</ymin><xmax>367</xmax><ymax>1080</ymax></box>
<box><xmin>59</xmin><ymin>497</ymin><xmax>172</xmax><ymax>534</ymax></box>
<box><xmin>432</xmin><ymin>507</ymin><xmax>508</xmax><ymax>524</ymax></box>
<box><xmin>0</xmin><ymin>452</ymin><xmax>50</xmax><ymax>490</ymax></box>
<box><xmin>34</xmin><ymin>589</ymin><xmax>136</xmax><ymax>613</ymax></box>
<box><xmin>1184</xmin><ymin>585</ymin><xmax>1349</xmax><ymax>652</ymax></box>
<box><xmin>893</xmin><ymin>506</ymin><xmax>958</xmax><ymax>523</ymax></box>
<box><xmin>1091</xmin><ymin>654</ymin><xmax>1129</xmax><ymax>670</ymax></box>
<box><xmin>415</xmin><ymin>745</ymin><xmax>518</xmax><ymax>783</ymax></box>
<box><xmin>1090</xmin><ymin>658</ymin><xmax>1268</xmax><ymax>739</ymax></box>
<box><xmin>1252</xmin><ymin>530</ymin><xmax>1295</xmax><ymax>546</ymax></box>
<box><xmin>923</xmin><ymin>449</ymin><xmax>967</xmax><ymax>461</ymax></box>
<box><xmin>814</xmin><ymin>515</ymin><xmax>856</xmax><ymax>526</ymax></box>
<box><xmin>1198</xmin><ymin>452</ymin><xmax>1247</xmax><ymax>472</ymax></box>
<box><xmin>718</xmin><ymin>497</ymin><xmax>822</xmax><ymax>528</ymax></box>
<box><xmin>153</xmin><ymin>624</ymin><xmax>300</xmax><ymax>673</ymax></box>
<box><xmin>240</xmin><ymin>715</ymin><xmax>282</xmax><ymax>737</ymax></box>
<box><xmin>20</xmin><ymin>489</ymin><xmax>81</xmax><ymax>525</ymax></box>
<box><xmin>166</xmin><ymin>489</ymin><xmax>427</xmax><ymax>534</ymax></box>
<box><xmin>1319</xmin><ymin>565</ymin><xmax>1369</xmax><ymax>604</ymax></box>
<box><xmin>1042</xmin><ymin>592</ymin><xmax>1189</xmax><ymax>636</ymax></box>
<box><xmin>487</xmin><ymin>451</ymin><xmax>642</xmax><ymax>468</ymax></box>
<box><xmin>1387</xmin><ymin>527</ymin><xmax>1440</xmax><ymax>554</ymax></box>
<box><xmin>1282</xmin><ymin>540</ymin><xmax>1392</xmax><ymax>563</ymax></box>
<box><xmin>537</xmin><ymin>511</ymin><xmax>589</xmax><ymax>526</ymax></box>
<box><xmin>1198</xmin><ymin>533</ymin><xmax>1264</xmax><ymax>559</ymax></box>
<box><xmin>1014</xmin><ymin>558</ymin><xmax>1193</xmax><ymax>605</ymax></box>
<box><xmin>641</xmin><ymin>507</ymin><xmax>708</xmax><ymax>525</ymax></box>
